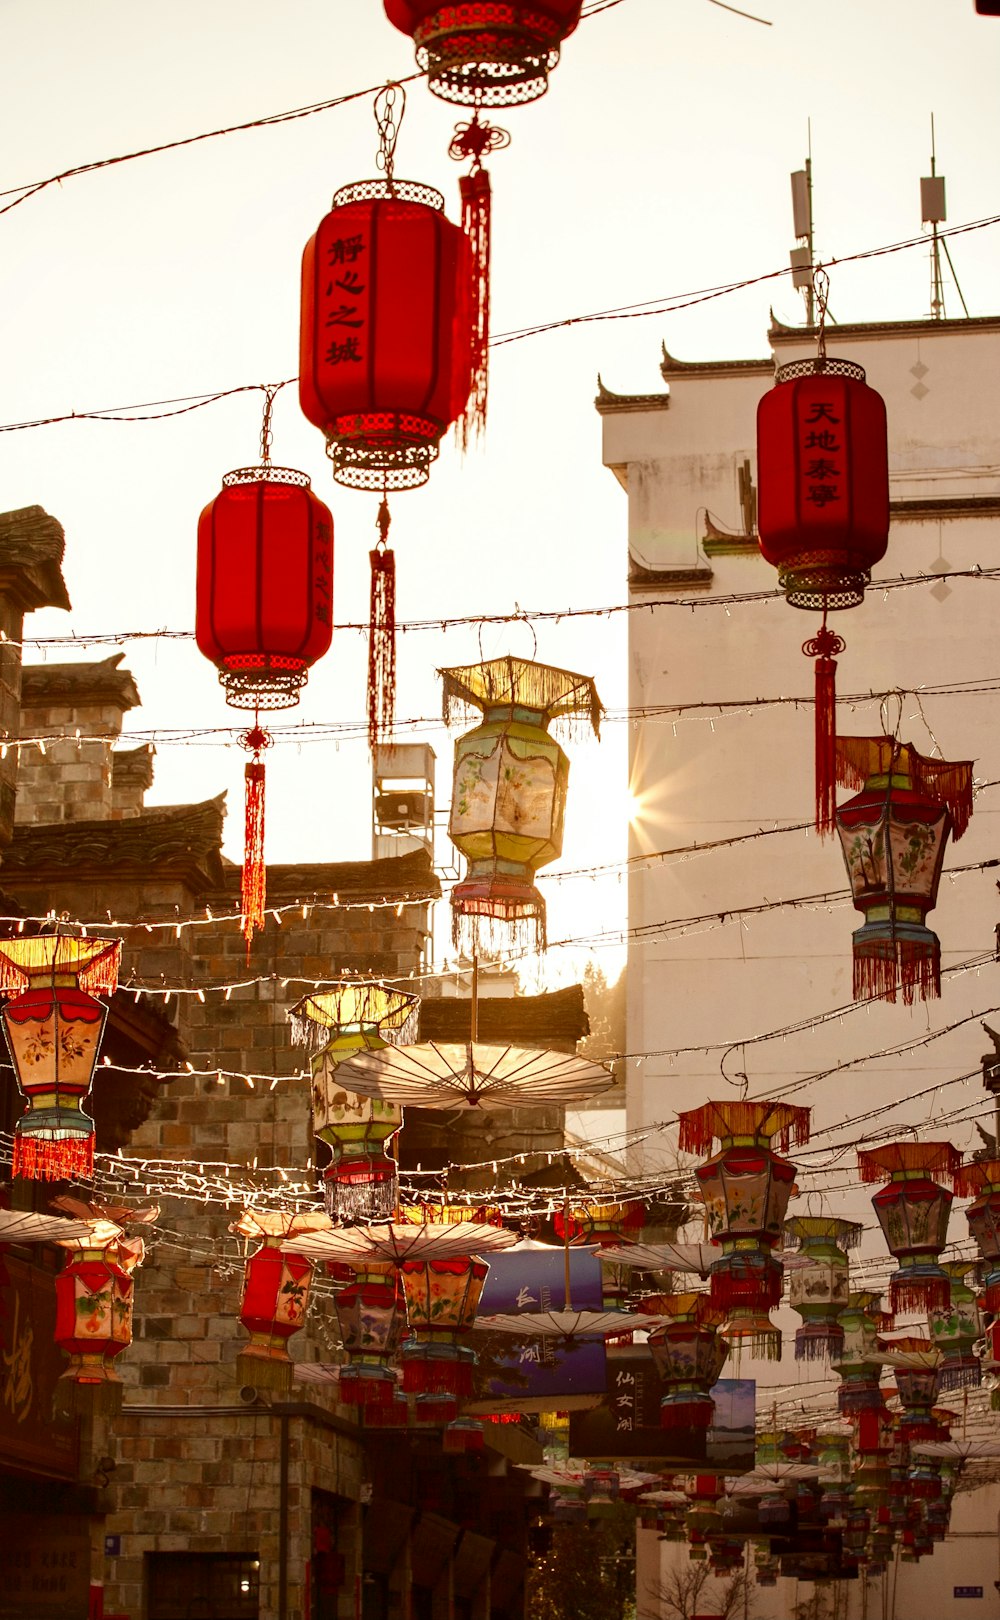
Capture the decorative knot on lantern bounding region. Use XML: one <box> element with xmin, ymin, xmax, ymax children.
<box><xmin>231</xmin><ymin>1208</ymin><xmax>331</xmax><ymax>1392</ymax></box>
<box><xmin>783</xmin><ymin>1215</ymin><xmax>862</xmax><ymax>1363</ymax></box>
<box><xmin>289</xmin><ymin>982</ymin><xmax>419</xmax><ymax>1220</ymax></box>
<box><xmin>384</xmin><ymin>0</ymin><xmax>583</xmax><ymax>106</ymax></box>
<box><xmin>679</xmin><ymin>1100</ymin><xmax>810</xmax><ymax>1362</ymax></box>
<box><xmin>51</xmin><ymin>1197</ymin><xmax>158</xmax><ymax>1415</ymax></box>
<box><xmin>956</xmin><ymin>1157</ymin><xmax>1000</xmax><ymax>1314</ymax></box>
<box><xmin>399</xmin><ymin>1254</ymin><xmax>490</xmax><ymax>1396</ymax></box>
<box><xmin>328</xmin><ymin>1259</ymin><xmax>406</xmax><ymax>1407</ymax></box>
<box><xmin>0</xmin><ymin>933</ymin><xmax>121</xmax><ymax>1182</ymax></box>
<box><xmin>835</xmin><ymin>735</ymin><xmax>973</xmax><ymax>1004</ymax></box>
<box><xmin>642</xmin><ymin>1291</ymin><xmax>728</xmax><ymax>1431</ymax></box>
<box><xmin>858</xmin><ymin>1141</ymin><xmax>960</xmax><ymax>1315</ymax></box>
<box><xmin>442</xmin><ymin>655</ymin><xmax>603</xmax><ymax>956</ymax></box>
<box><xmin>756</xmin><ymin>283</ymin><xmax>890</xmax><ymax>835</ymax></box>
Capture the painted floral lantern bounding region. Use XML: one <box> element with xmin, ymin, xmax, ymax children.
<box><xmin>679</xmin><ymin>1100</ymin><xmax>810</xmax><ymax>1359</ymax></box>
<box><xmin>232</xmin><ymin>1209</ymin><xmax>331</xmax><ymax>1391</ymax></box>
<box><xmin>784</xmin><ymin>1215</ymin><xmax>861</xmax><ymax>1362</ymax></box>
<box><xmin>955</xmin><ymin>1157</ymin><xmax>1000</xmax><ymax>1312</ymax></box>
<box><xmin>834</xmin><ymin>736</ymin><xmax>973</xmax><ymax>1004</ymax></box>
<box><xmin>642</xmin><ymin>1292</ymin><xmax>729</xmax><ymax>1429</ymax></box>
<box><xmin>832</xmin><ymin>1291</ymin><xmax>892</xmax><ymax>1417</ymax></box>
<box><xmin>857</xmin><ymin>1141</ymin><xmax>960</xmax><ymax>1313</ymax></box>
<box><xmin>0</xmin><ymin>933</ymin><xmax>121</xmax><ymax>1181</ymax></box>
<box><xmin>442</xmin><ymin>656</ymin><xmax>602</xmax><ymax>953</ymax></box>
<box><xmin>52</xmin><ymin>1202</ymin><xmax>157</xmax><ymax>1414</ymax></box>
<box><xmin>383</xmin><ymin>0</ymin><xmax>582</xmax><ymax>105</ymax></box>
<box><xmin>870</xmin><ymin>1337</ymin><xmax>941</xmax><ymax>1444</ymax></box>
<box><xmin>399</xmin><ymin>1255</ymin><xmax>490</xmax><ymax>1395</ymax></box>
<box><xmin>290</xmin><ymin>983</ymin><xmax>419</xmax><ymax>1219</ymax></box>
<box><xmin>330</xmin><ymin>1258</ymin><xmax>406</xmax><ymax>1406</ymax></box>
<box><xmin>927</xmin><ymin>1261</ymin><xmax>983</xmax><ymax>1391</ymax></box>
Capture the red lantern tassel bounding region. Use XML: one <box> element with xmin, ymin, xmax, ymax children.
<box><xmin>459</xmin><ymin>165</ymin><xmax>491</xmax><ymax>449</ymax></box>
<box><xmin>889</xmin><ymin>1275</ymin><xmax>951</xmax><ymax>1315</ymax></box>
<box><xmin>240</xmin><ymin>723</ymin><xmax>271</xmax><ymax>950</ymax></box>
<box><xmin>13</xmin><ymin>1130</ymin><xmax>94</xmax><ymax>1182</ymax></box>
<box><xmin>804</xmin><ymin>619</ymin><xmax>845</xmax><ymax>837</ymax></box>
<box><xmin>368</xmin><ymin>501</ymin><xmax>396</xmax><ymax>752</ymax></box>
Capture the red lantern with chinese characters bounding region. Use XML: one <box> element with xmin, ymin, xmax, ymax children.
<box><xmin>756</xmin><ymin>339</ymin><xmax>889</xmax><ymax>834</ymax></box>
<box><xmin>53</xmin><ymin>1209</ymin><xmax>155</xmax><ymax>1415</ymax></box>
<box><xmin>857</xmin><ymin>1142</ymin><xmax>960</xmax><ymax>1314</ymax></box>
<box><xmin>399</xmin><ymin>1256</ymin><xmax>489</xmax><ymax>1395</ymax></box>
<box><xmin>384</xmin><ymin>0</ymin><xmax>582</xmax><ymax>105</ymax></box>
<box><xmin>330</xmin><ymin>1259</ymin><xmax>406</xmax><ymax>1406</ymax></box>
<box><xmin>956</xmin><ymin>1157</ymin><xmax>1000</xmax><ymax>1312</ymax></box>
<box><xmin>679</xmin><ymin>1100</ymin><xmax>810</xmax><ymax>1360</ymax></box>
<box><xmin>0</xmin><ymin>934</ymin><xmax>120</xmax><ymax>1182</ymax></box>
<box><xmin>232</xmin><ymin>1210</ymin><xmax>330</xmax><ymax>1391</ymax></box>
<box><xmin>197</xmin><ymin>390</ymin><xmax>334</xmax><ymax>944</ymax></box>
<box><xmin>784</xmin><ymin>1215</ymin><xmax>861</xmax><ymax>1362</ymax></box>
<box><xmin>642</xmin><ymin>1292</ymin><xmax>729</xmax><ymax>1430</ymax></box>
<box><xmin>835</xmin><ymin>737</ymin><xmax>972</xmax><ymax>1004</ymax></box>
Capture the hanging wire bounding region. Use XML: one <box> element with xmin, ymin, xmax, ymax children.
<box><xmin>374</xmin><ymin>82</ymin><xmax>404</xmax><ymax>189</ymax></box>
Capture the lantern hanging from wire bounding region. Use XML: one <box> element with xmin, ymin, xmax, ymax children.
<box><xmin>679</xmin><ymin>1100</ymin><xmax>811</xmax><ymax>1360</ymax></box>
<box><xmin>783</xmin><ymin>1215</ymin><xmax>862</xmax><ymax>1363</ymax></box>
<box><xmin>300</xmin><ymin>83</ymin><xmax>490</xmax><ymax>750</ymax></box>
<box><xmin>869</xmin><ymin>1337</ymin><xmax>942</xmax><ymax>1445</ymax></box>
<box><xmin>442</xmin><ymin>655</ymin><xmax>603</xmax><ymax>954</ymax></box>
<box><xmin>329</xmin><ymin>1258</ymin><xmax>406</xmax><ymax>1406</ymax></box>
<box><xmin>756</xmin><ymin>272</ymin><xmax>890</xmax><ymax>835</ymax></box>
<box><xmin>289</xmin><ymin>983</ymin><xmax>419</xmax><ymax>1219</ymax></box>
<box><xmin>398</xmin><ymin>1255</ymin><xmax>490</xmax><ymax>1395</ymax></box>
<box><xmin>383</xmin><ymin>0</ymin><xmax>582</xmax><ymax>105</ymax></box>
<box><xmin>832</xmin><ymin>1290</ymin><xmax>893</xmax><ymax>1418</ymax></box>
<box><xmin>834</xmin><ymin>735</ymin><xmax>973</xmax><ymax>1004</ymax></box>
<box><xmin>52</xmin><ymin>1200</ymin><xmax>157</xmax><ymax>1415</ymax></box>
<box><xmin>857</xmin><ymin>1141</ymin><xmax>960</xmax><ymax>1314</ymax></box>
<box><xmin>642</xmin><ymin>1291</ymin><xmax>729</xmax><ymax>1430</ymax></box>
<box><xmin>554</xmin><ymin>1199</ymin><xmax>646</xmax><ymax>1309</ymax></box>
<box><xmin>0</xmin><ymin>933</ymin><xmax>121</xmax><ymax>1182</ymax></box>
<box><xmin>927</xmin><ymin>1261</ymin><xmax>983</xmax><ymax>1392</ymax></box>
<box><xmin>956</xmin><ymin>1157</ymin><xmax>1000</xmax><ymax>1313</ymax></box>
<box><xmin>196</xmin><ymin>385</ymin><xmax>334</xmax><ymax>946</ymax></box>
<box><xmin>231</xmin><ymin>1209</ymin><xmax>331</xmax><ymax>1391</ymax></box>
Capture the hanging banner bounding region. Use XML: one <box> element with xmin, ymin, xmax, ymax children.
<box><xmin>467</xmin><ymin>1245</ymin><xmax>607</xmax><ymax>1413</ymax></box>
<box><xmin>568</xmin><ymin>1346</ymin><xmax>755</xmax><ymax>1470</ymax></box>
<box><xmin>0</xmin><ymin>1254</ymin><xmax>79</xmax><ymax>1478</ymax></box>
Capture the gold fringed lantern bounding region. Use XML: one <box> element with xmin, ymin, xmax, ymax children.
<box><xmin>289</xmin><ymin>984</ymin><xmax>419</xmax><ymax>1219</ymax></box>
<box><xmin>52</xmin><ymin>1200</ymin><xmax>157</xmax><ymax>1416</ymax></box>
<box><xmin>784</xmin><ymin>1215</ymin><xmax>861</xmax><ymax>1362</ymax></box>
<box><xmin>679</xmin><ymin>1100</ymin><xmax>810</xmax><ymax>1361</ymax></box>
<box><xmin>857</xmin><ymin>1142</ymin><xmax>960</xmax><ymax>1315</ymax></box>
<box><xmin>232</xmin><ymin>1209</ymin><xmax>331</xmax><ymax>1391</ymax></box>
<box><xmin>442</xmin><ymin>656</ymin><xmax>602</xmax><ymax>954</ymax></box>
<box><xmin>0</xmin><ymin>934</ymin><xmax>121</xmax><ymax>1182</ymax></box>
<box><xmin>835</xmin><ymin>736</ymin><xmax>973</xmax><ymax>1004</ymax></box>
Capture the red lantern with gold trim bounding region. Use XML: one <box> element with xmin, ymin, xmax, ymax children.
<box><xmin>384</xmin><ymin>1</ymin><xmax>582</xmax><ymax>105</ymax></box>
<box><xmin>399</xmin><ymin>1255</ymin><xmax>489</xmax><ymax>1395</ymax></box>
<box><xmin>53</xmin><ymin>1220</ymin><xmax>152</xmax><ymax>1415</ymax></box>
<box><xmin>857</xmin><ymin>1142</ymin><xmax>960</xmax><ymax>1314</ymax></box>
<box><xmin>232</xmin><ymin>1211</ymin><xmax>330</xmax><ymax>1391</ymax></box>
<box><xmin>642</xmin><ymin>1292</ymin><xmax>728</xmax><ymax>1430</ymax></box>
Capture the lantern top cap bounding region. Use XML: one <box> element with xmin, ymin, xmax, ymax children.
<box><xmin>868</xmin><ymin>1334</ymin><xmax>939</xmax><ymax>1369</ymax></box>
<box><xmin>0</xmin><ymin>933</ymin><xmax>121</xmax><ymax>995</ymax></box>
<box><xmin>677</xmin><ymin>1099</ymin><xmax>811</xmax><ymax>1158</ymax></box>
<box><xmin>221</xmin><ymin>465</ymin><xmax>312</xmax><ymax>491</ymax></box>
<box><xmin>331</xmin><ymin>177</ymin><xmax>444</xmax><ymax>214</ymax></box>
<box><xmin>783</xmin><ymin>1215</ymin><xmax>863</xmax><ymax>1250</ymax></box>
<box><xmin>640</xmin><ymin>1290</ymin><xmax>726</xmax><ymax>1327</ymax></box>
<box><xmin>231</xmin><ymin>1207</ymin><xmax>332</xmax><ymax>1243</ymax></box>
<box><xmin>288</xmin><ymin>982</ymin><xmax>420</xmax><ymax>1048</ymax></box>
<box><xmin>836</xmin><ymin>736</ymin><xmax>974</xmax><ymax>840</ymax></box>
<box><xmin>773</xmin><ymin>356</ymin><xmax>867</xmax><ymax>386</ymax></box>
<box><xmin>440</xmin><ymin>656</ymin><xmax>602</xmax><ymax>735</ymax></box>
<box><xmin>857</xmin><ymin>1141</ymin><xmax>961</xmax><ymax>1185</ymax></box>
<box><xmin>955</xmin><ymin>1156</ymin><xmax>1000</xmax><ymax>1196</ymax></box>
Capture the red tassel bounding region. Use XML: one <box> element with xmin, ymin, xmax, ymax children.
<box><xmin>13</xmin><ymin>1131</ymin><xmax>94</xmax><ymax>1182</ymax></box>
<box><xmin>853</xmin><ymin>934</ymin><xmax>940</xmax><ymax>1005</ymax></box>
<box><xmin>889</xmin><ymin>1276</ymin><xmax>951</xmax><ymax>1314</ymax></box>
<box><xmin>804</xmin><ymin>620</ymin><xmax>845</xmax><ymax>837</ymax></box>
<box><xmin>660</xmin><ymin>1399</ymin><xmax>714</xmax><ymax>1431</ymax></box>
<box><xmin>241</xmin><ymin>724</ymin><xmax>270</xmax><ymax>950</ymax></box>
<box><xmin>368</xmin><ymin>501</ymin><xmax>396</xmax><ymax>752</ymax></box>
<box><xmin>459</xmin><ymin>166</ymin><xmax>491</xmax><ymax>449</ymax></box>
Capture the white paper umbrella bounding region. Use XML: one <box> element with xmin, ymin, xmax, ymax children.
<box><xmin>607</xmin><ymin>1242</ymin><xmax>718</xmax><ymax>1278</ymax></box>
<box><xmin>728</xmin><ymin>1463</ymin><xmax>820</xmax><ymax>1494</ymax></box>
<box><xmin>0</xmin><ymin>1208</ymin><xmax>96</xmax><ymax>1244</ymax></box>
<box><xmin>284</xmin><ymin>1219</ymin><xmax>519</xmax><ymax>1264</ymax></box>
<box><xmin>912</xmin><ymin>1439</ymin><xmax>1000</xmax><ymax>1459</ymax></box>
<box><xmin>329</xmin><ymin>1040</ymin><xmax>615</xmax><ymax>1108</ymax></box>
<box><xmin>477</xmin><ymin>1310</ymin><xmax>666</xmax><ymax>1339</ymax></box>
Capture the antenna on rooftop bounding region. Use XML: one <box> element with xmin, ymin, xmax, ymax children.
<box><xmin>921</xmin><ymin>115</ymin><xmax>969</xmax><ymax>320</ymax></box>
<box><xmin>789</xmin><ymin>122</ymin><xmax>815</xmax><ymax>326</ymax></box>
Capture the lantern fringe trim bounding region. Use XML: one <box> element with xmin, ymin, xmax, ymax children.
<box><xmin>836</xmin><ymin>737</ymin><xmax>974</xmax><ymax>840</ymax></box>
<box><xmin>720</xmin><ymin>1325</ymin><xmax>782</xmax><ymax>1362</ymax></box>
<box><xmin>853</xmin><ymin>929</ymin><xmax>940</xmax><ymax>1005</ymax></box>
<box><xmin>889</xmin><ymin>1276</ymin><xmax>951</xmax><ymax>1315</ymax></box>
<box><xmin>451</xmin><ymin>893</ymin><xmax>545</xmax><ymax>957</ymax></box>
<box><xmin>804</xmin><ymin>622</ymin><xmax>843</xmax><ymax>838</ymax></box>
<box><xmin>13</xmin><ymin>1127</ymin><xmax>94</xmax><ymax>1182</ymax></box>
<box><xmin>678</xmin><ymin>1100</ymin><xmax>811</xmax><ymax>1157</ymax></box>
<box><xmin>660</xmin><ymin>1396</ymin><xmax>715</xmax><ymax>1431</ymax></box>
<box><xmin>441</xmin><ymin>657</ymin><xmax>602</xmax><ymax>739</ymax></box>
<box><xmin>368</xmin><ymin>513</ymin><xmax>396</xmax><ymax>753</ymax></box>
<box><xmin>401</xmin><ymin>1351</ymin><xmax>474</xmax><ymax>1398</ymax></box>
<box><xmin>236</xmin><ymin>1349</ymin><xmax>295</xmax><ymax>1393</ymax></box>
<box><xmin>240</xmin><ymin>727</ymin><xmax>270</xmax><ymax>950</ymax></box>
<box><xmin>0</xmin><ymin>936</ymin><xmax>121</xmax><ymax>995</ymax></box>
<box><xmin>323</xmin><ymin>1168</ymin><xmax>398</xmax><ymax>1223</ymax></box>
<box><xmin>458</xmin><ymin>165</ymin><xmax>491</xmax><ymax>448</ymax></box>
<box><xmin>857</xmin><ymin>1142</ymin><xmax>961</xmax><ymax>1184</ymax></box>
<box><xmin>795</xmin><ymin>1326</ymin><xmax>845</xmax><ymax>1362</ymax></box>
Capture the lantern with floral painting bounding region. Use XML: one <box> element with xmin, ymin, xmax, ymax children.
<box><xmin>52</xmin><ymin>1202</ymin><xmax>157</xmax><ymax>1415</ymax></box>
<box><xmin>330</xmin><ymin>1259</ymin><xmax>406</xmax><ymax>1406</ymax></box>
<box><xmin>232</xmin><ymin>1210</ymin><xmax>330</xmax><ymax>1391</ymax></box>
<box><xmin>554</xmin><ymin>1199</ymin><xmax>646</xmax><ymax>1309</ymax></box>
<box><xmin>443</xmin><ymin>656</ymin><xmax>602</xmax><ymax>954</ymax></box>
<box><xmin>955</xmin><ymin>1158</ymin><xmax>1000</xmax><ymax>1312</ymax></box>
<box><xmin>399</xmin><ymin>1255</ymin><xmax>490</xmax><ymax>1395</ymax></box>
<box><xmin>642</xmin><ymin>1292</ymin><xmax>728</xmax><ymax>1430</ymax></box>
<box><xmin>756</xmin><ymin>329</ymin><xmax>890</xmax><ymax>836</ymax></box>
<box><xmin>679</xmin><ymin>1100</ymin><xmax>810</xmax><ymax>1360</ymax></box>
<box><xmin>383</xmin><ymin>1</ymin><xmax>582</xmax><ymax>105</ymax></box>
<box><xmin>784</xmin><ymin>1215</ymin><xmax>861</xmax><ymax>1362</ymax></box>
<box><xmin>290</xmin><ymin>984</ymin><xmax>419</xmax><ymax>1219</ymax></box>
<box><xmin>0</xmin><ymin>934</ymin><xmax>121</xmax><ymax>1182</ymax></box>
<box><xmin>833</xmin><ymin>1291</ymin><xmax>892</xmax><ymax>1417</ymax></box>
<box><xmin>858</xmin><ymin>1142</ymin><xmax>960</xmax><ymax>1314</ymax></box>
<box><xmin>835</xmin><ymin>737</ymin><xmax>973</xmax><ymax>1003</ymax></box>
<box><xmin>928</xmin><ymin>1262</ymin><xmax>983</xmax><ymax>1391</ymax></box>
<box><xmin>870</xmin><ymin>1338</ymin><xmax>942</xmax><ymax>1444</ymax></box>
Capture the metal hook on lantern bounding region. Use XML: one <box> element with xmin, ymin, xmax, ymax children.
<box><xmin>374</xmin><ymin>82</ymin><xmax>406</xmax><ymax>190</ymax></box>
<box><xmin>813</xmin><ymin>264</ymin><xmax>831</xmax><ymax>365</ymax></box>
<box><xmin>258</xmin><ymin>383</ymin><xmax>284</xmax><ymax>468</ymax></box>
<box><xmin>719</xmin><ymin>1043</ymin><xmax>749</xmax><ymax>1100</ymax></box>
<box><xmin>879</xmin><ymin>690</ymin><xmax>904</xmax><ymax>745</ymax></box>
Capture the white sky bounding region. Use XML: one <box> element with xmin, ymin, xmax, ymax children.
<box><xmin>0</xmin><ymin>0</ymin><xmax>997</xmax><ymax>989</ymax></box>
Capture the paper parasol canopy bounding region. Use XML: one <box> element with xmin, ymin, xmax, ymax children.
<box><xmin>911</xmin><ymin>1439</ymin><xmax>1000</xmax><ymax>1459</ymax></box>
<box><xmin>283</xmin><ymin>1219</ymin><xmax>519</xmax><ymax>1264</ymax></box>
<box><xmin>0</xmin><ymin>1208</ymin><xmax>98</xmax><ymax>1245</ymax></box>
<box><xmin>606</xmin><ymin>1242</ymin><xmax>718</xmax><ymax>1277</ymax></box>
<box><xmin>476</xmin><ymin>1310</ymin><xmax>666</xmax><ymax>1339</ymax></box>
<box><xmin>329</xmin><ymin>1040</ymin><xmax>615</xmax><ymax>1108</ymax></box>
<box><xmin>728</xmin><ymin>1463</ymin><xmax>821</xmax><ymax>1493</ymax></box>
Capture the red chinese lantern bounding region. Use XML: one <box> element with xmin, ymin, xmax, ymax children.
<box><xmin>756</xmin><ymin>306</ymin><xmax>890</xmax><ymax>835</ymax></box>
<box><xmin>300</xmin><ymin>85</ymin><xmax>481</xmax><ymax>748</ymax></box>
<box><xmin>642</xmin><ymin>1292</ymin><xmax>728</xmax><ymax>1430</ymax></box>
<box><xmin>53</xmin><ymin>1228</ymin><xmax>146</xmax><ymax>1415</ymax></box>
<box><xmin>956</xmin><ymin>1157</ymin><xmax>1000</xmax><ymax>1312</ymax></box>
<box><xmin>398</xmin><ymin>1255</ymin><xmax>489</xmax><ymax>1395</ymax></box>
<box><xmin>0</xmin><ymin>934</ymin><xmax>121</xmax><ymax>1181</ymax></box>
<box><xmin>857</xmin><ymin>1142</ymin><xmax>960</xmax><ymax>1313</ymax></box>
<box><xmin>383</xmin><ymin>0</ymin><xmax>582</xmax><ymax>105</ymax></box>
<box><xmin>232</xmin><ymin>1210</ymin><xmax>330</xmax><ymax>1391</ymax></box>
<box><xmin>869</xmin><ymin>1337</ymin><xmax>941</xmax><ymax>1444</ymax></box>
<box><xmin>329</xmin><ymin>1259</ymin><xmax>406</xmax><ymax>1406</ymax></box>
<box><xmin>197</xmin><ymin>387</ymin><xmax>334</xmax><ymax>945</ymax></box>
<box><xmin>554</xmin><ymin>1198</ymin><xmax>645</xmax><ymax>1309</ymax></box>
<box><xmin>679</xmin><ymin>1100</ymin><xmax>810</xmax><ymax>1360</ymax></box>
<box><xmin>835</xmin><ymin>736</ymin><xmax>972</xmax><ymax>1003</ymax></box>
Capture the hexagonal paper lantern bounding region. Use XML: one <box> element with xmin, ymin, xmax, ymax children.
<box><xmin>956</xmin><ymin>1157</ymin><xmax>1000</xmax><ymax>1313</ymax></box>
<box><xmin>53</xmin><ymin>1214</ymin><xmax>154</xmax><ymax>1416</ymax></box>
<box><xmin>399</xmin><ymin>1255</ymin><xmax>490</xmax><ymax>1395</ymax></box>
<box><xmin>232</xmin><ymin>1210</ymin><xmax>331</xmax><ymax>1391</ymax></box>
<box><xmin>857</xmin><ymin>1142</ymin><xmax>960</xmax><ymax>1314</ymax></box>
<box><xmin>928</xmin><ymin>1261</ymin><xmax>983</xmax><ymax>1391</ymax></box>
<box><xmin>643</xmin><ymin>1292</ymin><xmax>728</xmax><ymax>1429</ymax></box>
<box><xmin>832</xmin><ymin>1290</ymin><xmax>893</xmax><ymax>1418</ymax></box>
<box><xmin>330</xmin><ymin>1259</ymin><xmax>406</xmax><ymax>1406</ymax></box>
<box><xmin>784</xmin><ymin>1215</ymin><xmax>862</xmax><ymax>1362</ymax></box>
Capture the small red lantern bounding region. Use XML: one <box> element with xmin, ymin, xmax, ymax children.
<box><xmin>383</xmin><ymin>0</ymin><xmax>582</xmax><ymax>105</ymax></box>
<box><xmin>51</xmin><ymin>1200</ymin><xmax>157</xmax><ymax>1415</ymax></box>
<box><xmin>956</xmin><ymin>1157</ymin><xmax>1000</xmax><ymax>1312</ymax></box>
<box><xmin>232</xmin><ymin>1210</ymin><xmax>330</xmax><ymax>1391</ymax></box>
<box><xmin>756</xmin><ymin>315</ymin><xmax>890</xmax><ymax>834</ymax></box>
<box><xmin>197</xmin><ymin>389</ymin><xmax>334</xmax><ymax>944</ymax></box>
<box><xmin>857</xmin><ymin>1142</ymin><xmax>960</xmax><ymax>1314</ymax></box>
<box><xmin>398</xmin><ymin>1255</ymin><xmax>489</xmax><ymax>1395</ymax></box>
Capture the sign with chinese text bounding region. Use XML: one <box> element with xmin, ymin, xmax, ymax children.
<box><xmin>793</xmin><ymin>376</ymin><xmax>847</xmax><ymax>529</ymax></box>
<box><xmin>467</xmin><ymin>1245</ymin><xmax>607</xmax><ymax>1413</ymax></box>
<box><xmin>569</xmin><ymin>1345</ymin><xmax>755</xmax><ymax>1470</ymax></box>
<box><xmin>0</xmin><ymin>1253</ymin><xmax>78</xmax><ymax>1478</ymax></box>
<box><xmin>954</xmin><ymin>1590</ymin><xmax>984</xmax><ymax>1600</ymax></box>
<box><xmin>0</xmin><ymin>1516</ymin><xmax>91</xmax><ymax>1618</ymax></box>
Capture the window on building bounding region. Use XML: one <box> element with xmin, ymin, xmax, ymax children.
<box><xmin>146</xmin><ymin>1553</ymin><xmax>260</xmax><ymax>1620</ymax></box>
